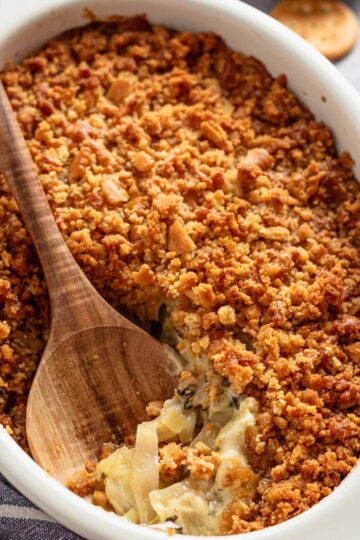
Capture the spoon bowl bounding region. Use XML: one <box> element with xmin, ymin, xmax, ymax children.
<box><xmin>27</xmin><ymin>325</ymin><xmax>178</xmax><ymax>481</ymax></box>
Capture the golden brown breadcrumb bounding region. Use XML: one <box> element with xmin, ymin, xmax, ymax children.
<box><xmin>159</xmin><ymin>441</ymin><xmax>219</xmax><ymax>481</ymax></box>
<box><xmin>1</xmin><ymin>15</ymin><xmax>360</xmax><ymax>533</ymax></box>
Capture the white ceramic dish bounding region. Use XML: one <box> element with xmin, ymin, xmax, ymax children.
<box><xmin>0</xmin><ymin>1</ymin><xmax>359</xmax><ymax>539</ymax></box>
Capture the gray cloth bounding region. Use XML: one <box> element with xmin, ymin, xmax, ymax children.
<box><xmin>1</xmin><ymin>2</ymin><xmax>359</xmax><ymax>539</ymax></box>
<box><xmin>0</xmin><ymin>474</ymin><xmax>82</xmax><ymax>539</ymax></box>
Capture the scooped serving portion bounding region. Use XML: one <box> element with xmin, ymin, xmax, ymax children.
<box><xmin>1</xmin><ymin>14</ymin><xmax>360</xmax><ymax>537</ymax></box>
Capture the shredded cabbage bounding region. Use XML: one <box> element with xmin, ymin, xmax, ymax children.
<box><xmin>97</xmin><ymin>446</ymin><xmax>135</xmax><ymax>516</ymax></box>
<box><xmin>179</xmin><ymin>410</ymin><xmax>197</xmax><ymax>443</ymax></box>
<box><xmin>150</xmin><ymin>482</ymin><xmax>218</xmax><ymax>536</ymax></box>
<box><xmin>155</xmin><ymin>398</ymin><xmax>195</xmax><ymax>442</ymax></box>
<box><xmin>96</xmin><ymin>391</ymin><xmax>258</xmax><ymax>536</ymax></box>
<box><xmin>215</xmin><ymin>397</ymin><xmax>257</xmax><ymax>488</ymax></box>
<box><xmin>130</xmin><ymin>422</ymin><xmax>159</xmax><ymax>523</ymax></box>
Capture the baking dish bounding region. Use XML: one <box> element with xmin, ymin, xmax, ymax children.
<box><xmin>0</xmin><ymin>0</ymin><xmax>360</xmax><ymax>539</ymax></box>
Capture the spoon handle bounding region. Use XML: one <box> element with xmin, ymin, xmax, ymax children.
<box><xmin>0</xmin><ymin>81</ymin><xmax>103</xmax><ymax>325</ymax></box>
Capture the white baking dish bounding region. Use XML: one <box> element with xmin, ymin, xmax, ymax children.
<box><xmin>0</xmin><ymin>1</ymin><xmax>359</xmax><ymax>539</ymax></box>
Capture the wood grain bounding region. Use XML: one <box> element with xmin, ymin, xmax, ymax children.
<box><xmin>0</xmin><ymin>81</ymin><xmax>179</xmax><ymax>481</ymax></box>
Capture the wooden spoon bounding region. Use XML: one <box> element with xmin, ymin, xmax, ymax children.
<box><xmin>0</xmin><ymin>81</ymin><xmax>180</xmax><ymax>482</ymax></box>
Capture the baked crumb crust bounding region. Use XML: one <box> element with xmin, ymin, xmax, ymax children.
<box><xmin>1</xmin><ymin>15</ymin><xmax>360</xmax><ymax>533</ymax></box>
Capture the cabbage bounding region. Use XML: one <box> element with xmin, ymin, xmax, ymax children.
<box><xmin>191</xmin><ymin>421</ymin><xmax>220</xmax><ymax>450</ymax></box>
<box><xmin>154</xmin><ymin>398</ymin><xmax>196</xmax><ymax>442</ymax></box>
<box><xmin>179</xmin><ymin>410</ymin><xmax>197</xmax><ymax>443</ymax></box>
<box><xmin>97</xmin><ymin>446</ymin><xmax>135</xmax><ymax>515</ymax></box>
<box><xmin>130</xmin><ymin>422</ymin><xmax>159</xmax><ymax>523</ymax></box>
<box><xmin>215</xmin><ymin>397</ymin><xmax>256</xmax><ymax>488</ymax></box>
<box><xmin>95</xmin><ymin>380</ymin><xmax>258</xmax><ymax>534</ymax></box>
<box><xmin>149</xmin><ymin>480</ymin><xmax>218</xmax><ymax>536</ymax></box>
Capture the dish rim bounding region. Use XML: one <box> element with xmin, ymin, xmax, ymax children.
<box><xmin>0</xmin><ymin>0</ymin><xmax>360</xmax><ymax>539</ymax></box>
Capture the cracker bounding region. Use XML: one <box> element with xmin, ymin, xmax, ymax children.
<box><xmin>271</xmin><ymin>0</ymin><xmax>359</xmax><ymax>60</ymax></box>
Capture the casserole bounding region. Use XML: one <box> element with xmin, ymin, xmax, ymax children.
<box><xmin>0</xmin><ymin>0</ymin><xmax>360</xmax><ymax>539</ymax></box>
